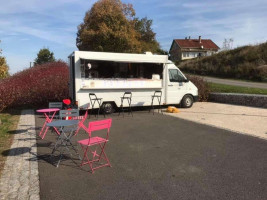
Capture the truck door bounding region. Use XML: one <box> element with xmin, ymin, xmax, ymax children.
<box><xmin>167</xmin><ymin>68</ymin><xmax>188</xmax><ymax>104</ymax></box>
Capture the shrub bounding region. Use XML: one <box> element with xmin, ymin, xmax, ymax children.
<box><xmin>0</xmin><ymin>61</ymin><xmax>69</xmax><ymax>112</ymax></box>
<box><xmin>187</xmin><ymin>75</ymin><xmax>210</xmax><ymax>101</ymax></box>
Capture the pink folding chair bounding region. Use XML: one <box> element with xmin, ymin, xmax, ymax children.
<box><xmin>74</xmin><ymin>109</ymin><xmax>89</xmax><ymax>136</ymax></box>
<box><xmin>78</xmin><ymin>118</ymin><xmax>112</xmax><ymax>174</ymax></box>
<box><xmin>73</xmin><ymin>104</ymin><xmax>90</xmax><ymax>136</ymax></box>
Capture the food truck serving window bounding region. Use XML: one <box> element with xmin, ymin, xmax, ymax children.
<box><xmin>81</xmin><ymin>60</ymin><xmax>163</xmax><ymax>79</ymax></box>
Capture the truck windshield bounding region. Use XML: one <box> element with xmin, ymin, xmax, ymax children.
<box><xmin>168</xmin><ymin>69</ymin><xmax>186</xmax><ymax>82</ymax></box>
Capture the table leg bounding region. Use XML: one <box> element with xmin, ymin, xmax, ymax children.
<box><xmin>39</xmin><ymin>120</ymin><xmax>47</xmax><ymax>137</ymax></box>
<box><xmin>40</xmin><ymin>112</ymin><xmax>57</xmax><ymax>139</ymax></box>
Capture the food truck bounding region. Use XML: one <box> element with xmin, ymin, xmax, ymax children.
<box><xmin>68</xmin><ymin>51</ymin><xmax>198</xmax><ymax>113</ymax></box>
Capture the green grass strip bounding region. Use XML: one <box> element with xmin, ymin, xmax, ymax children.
<box><xmin>209</xmin><ymin>83</ymin><xmax>267</xmax><ymax>95</ymax></box>
<box><xmin>0</xmin><ymin>110</ymin><xmax>20</xmax><ymax>175</ymax></box>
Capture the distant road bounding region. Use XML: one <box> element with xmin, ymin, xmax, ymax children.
<box><xmin>197</xmin><ymin>76</ymin><xmax>267</xmax><ymax>89</ymax></box>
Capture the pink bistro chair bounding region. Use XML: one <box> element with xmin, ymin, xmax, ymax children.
<box><xmin>73</xmin><ymin>104</ymin><xmax>90</xmax><ymax>136</ymax></box>
<box><xmin>74</xmin><ymin>109</ymin><xmax>89</xmax><ymax>136</ymax></box>
<box><xmin>78</xmin><ymin>118</ymin><xmax>112</xmax><ymax>174</ymax></box>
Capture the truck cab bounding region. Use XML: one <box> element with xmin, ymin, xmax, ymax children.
<box><xmin>165</xmin><ymin>61</ymin><xmax>198</xmax><ymax>108</ymax></box>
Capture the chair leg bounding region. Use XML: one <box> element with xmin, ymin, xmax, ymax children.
<box><xmin>89</xmin><ymin>101</ymin><xmax>95</xmax><ymax>119</ymax></box>
<box><xmin>97</xmin><ymin>99</ymin><xmax>104</xmax><ymax>118</ymax></box>
<box><xmin>80</xmin><ymin>145</ymin><xmax>94</xmax><ymax>173</ymax></box>
<box><xmin>98</xmin><ymin>143</ymin><xmax>111</xmax><ymax>167</ymax></box>
<box><xmin>119</xmin><ymin>98</ymin><xmax>125</xmax><ymax>118</ymax></box>
<box><xmin>80</xmin><ymin>143</ymin><xmax>111</xmax><ymax>174</ymax></box>
<box><xmin>152</xmin><ymin>97</ymin><xmax>155</xmax><ymax>115</ymax></box>
<box><xmin>128</xmin><ymin>98</ymin><xmax>133</xmax><ymax>117</ymax></box>
<box><xmin>157</xmin><ymin>96</ymin><xmax>163</xmax><ymax>114</ymax></box>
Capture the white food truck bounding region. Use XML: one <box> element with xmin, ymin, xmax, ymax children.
<box><xmin>68</xmin><ymin>51</ymin><xmax>198</xmax><ymax>113</ymax></box>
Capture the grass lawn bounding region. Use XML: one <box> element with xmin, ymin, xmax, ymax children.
<box><xmin>209</xmin><ymin>82</ymin><xmax>267</xmax><ymax>95</ymax></box>
<box><xmin>0</xmin><ymin>110</ymin><xmax>20</xmax><ymax>175</ymax></box>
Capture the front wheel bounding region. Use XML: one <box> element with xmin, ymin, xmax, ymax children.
<box><xmin>102</xmin><ymin>102</ymin><xmax>115</xmax><ymax>114</ymax></box>
<box><xmin>181</xmin><ymin>95</ymin><xmax>193</xmax><ymax>108</ymax></box>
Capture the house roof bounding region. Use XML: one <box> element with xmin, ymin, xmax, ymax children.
<box><xmin>174</xmin><ymin>39</ymin><xmax>220</xmax><ymax>50</ymax></box>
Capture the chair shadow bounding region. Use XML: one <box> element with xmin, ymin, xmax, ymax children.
<box><xmin>7</xmin><ymin>129</ymin><xmax>26</xmax><ymax>135</ymax></box>
<box><xmin>8</xmin><ymin>127</ymin><xmax>40</xmax><ymax>135</ymax></box>
<box><xmin>32</xmin><ymin>153</ymin><xmax>83</xmax><ymax>170</ymax></box>
<box><xmin>2</xmin><ymin>145</ymin><xmax>84</xmax><ymax>170</ymax></box>
<box><xmin>18</xmin><ymin>138</ymin><xmax>36</xmax><ymax>141</ymax></box>
<box><xmin>1</xmin><ymin>147</ymin><xmax>31</xmax><ymax>157</ymax></box>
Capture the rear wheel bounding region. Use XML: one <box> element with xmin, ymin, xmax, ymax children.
<box><xmin>181</xmin><ymin>95</ymin><xmax>193</xmax><ymax>108</ymax></box>
<box><xmin>102</xmin><ymin>102</ymin><xmax>115</xmax><ymax>114</ymax></box>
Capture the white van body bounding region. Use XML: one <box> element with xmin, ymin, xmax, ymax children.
<box><xmin>68</xmin><ymin>51</ymin><xmax>198</xmax><ymax>111</ymax></box>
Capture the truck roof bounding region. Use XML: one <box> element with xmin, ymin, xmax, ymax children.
<box><xmin>73</xmin><ymin>51</ymin><xmax>168</xmax><ymax>64</ymax></box>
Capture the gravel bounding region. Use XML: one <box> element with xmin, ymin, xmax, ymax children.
<box><xmin>165</xmin><ymin>102</ymin><xmax>267</xmax><ymax>140</ymax></box>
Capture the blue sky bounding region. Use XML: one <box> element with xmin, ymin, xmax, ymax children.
<box><xmin>1</xmin><ymin>0</ymin><xmax>267</xmax><ymax>74</ymax></box>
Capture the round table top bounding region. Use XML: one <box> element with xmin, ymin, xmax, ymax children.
<box><xmin>47</xmin><ymin>120</ymin><xmax>79</xmax><ymax>127</ymax></box>
<box><xmin>36</xmin><ymin>108</ymin><xmax>60</xmax><ymax>113</ymax></box>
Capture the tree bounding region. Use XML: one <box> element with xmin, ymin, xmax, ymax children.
<box><xmin>76</xmin><ymin>0</ymin><xmax>165</xmax><ymax>54</ymax></box>
<box><xmin>133</xmin><ymin>17</ymin><xmax>166</xmax><ymax>54</ymax></box>
<box><xmin>34</xmin><ymin>48</ymin><xmax>55</xmax><ymax>65</ymax></box>
<box><xmin>0</xmin><ymin>40</ymin><xmax>9</xmax><ymax>79</ymax></box>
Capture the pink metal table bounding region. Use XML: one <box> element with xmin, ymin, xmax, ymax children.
<box><xmin>36</xmin><ymin>108</ymin><xmax>60</xmax><ymax>139</ymax></box>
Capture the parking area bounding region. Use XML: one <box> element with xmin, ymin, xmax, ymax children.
<box><xmin>166</xmin><ymin>102</ymin><xmax>267</xmax><ymax>139</ymax></box>
<box><xmin>35</xmin><ymin>110</ymin><xmax>267</xmax><ymax>200</ymax></box>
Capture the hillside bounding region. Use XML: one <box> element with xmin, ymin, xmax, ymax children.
<box><xmin>178</xmin><ymin>42</ymin><xmax>267</xmax><ymax>82</ymax></box>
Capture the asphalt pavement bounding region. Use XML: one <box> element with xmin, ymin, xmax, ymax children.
<box><xmin>35</xmin><ymin>111</ymin><xmax>267</xmax><ymax>200</ymax></box>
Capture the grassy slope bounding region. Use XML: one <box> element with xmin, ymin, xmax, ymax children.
<box><xmin>178</xmin><ymin>42</ymin><xmax>267</xmax><ymax>82</ymax></box>
<box><xmin>0</xmin><ymin>110</ymin><xmax>20</xmax><ymax>175</ymax></box>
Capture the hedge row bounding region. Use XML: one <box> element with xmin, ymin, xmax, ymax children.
<box><xmin>0</xmin><ymin>61</ymin><xmax>69</xmax><ymax>112</ymax></box>
<box><xmin>187</xmin><ymin>75</ymin><xmax>210</xmax><ymax>101</ymax></box>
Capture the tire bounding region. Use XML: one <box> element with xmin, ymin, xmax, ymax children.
<box><xmin>102</xmin><ymin>102</ymin><xmax>115</xmax><ymax>114</ymax></box>
<box><xmin>181</xmin><ymin>95</ymin><xmax>193</xmax><ymax>108</ymax></box>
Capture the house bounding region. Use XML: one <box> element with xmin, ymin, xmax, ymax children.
<box><xmin>169</xmin><ymin>36</ymin><xmax>220</xmax><ymax>62</ymax></box>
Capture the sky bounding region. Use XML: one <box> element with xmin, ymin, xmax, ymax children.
<box><xmin>0</xmin><ymin>0</ymin><xmax>267</xmax><ymax>74</ymax></box>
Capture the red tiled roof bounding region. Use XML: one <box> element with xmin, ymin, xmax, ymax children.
<box><xmin>174</xmin><ymin>39</ymin><xmax>219</xmax><ymax>50</ymax></box>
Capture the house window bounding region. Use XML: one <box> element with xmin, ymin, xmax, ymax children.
<box><xmin>183</xmin><ymin>52</ymin><xmax>186</xmax><ymax>57</ymax></box>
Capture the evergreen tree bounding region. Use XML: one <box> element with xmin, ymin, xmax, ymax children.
<box><xmin>34</xmin><ymin>48</ymin><xmax>55</xmax><ymax>65</ymax></box>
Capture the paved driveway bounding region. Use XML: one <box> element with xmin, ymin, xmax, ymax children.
<box><xmin>167</xmin><ymin>102</ymin><xmax>267</xmax><ymax>139</ymax></box>
<box><xmin>35</xmin><ymin>112</ymin><xmax>267</xmax><ymax>200</ymax></box>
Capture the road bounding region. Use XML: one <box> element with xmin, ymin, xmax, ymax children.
<box><xmin>201</xmin><ymin>76</ymin><xmax>267</xmax><ymax>89</ymax></box>
<box><xmin>36</xmin><ymin>111</ymin><xmax>267</xmax><ymax>200</ymax></box>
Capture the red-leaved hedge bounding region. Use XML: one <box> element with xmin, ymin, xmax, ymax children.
<box><xmin>0</xmin><ymin>61</ymin><xmax>69</xmax><ymax>112</ymax></box>
<box><xmin>187</xmin><ymin>75</ymin><xmax>210</xmax><ymax>101</ymax></box>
